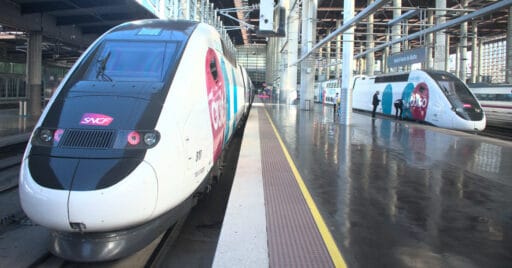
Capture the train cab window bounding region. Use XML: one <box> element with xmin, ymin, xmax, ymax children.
<box><xmin>431</xmin><ymin>72</ymin><xmax>481</xmax><ymax>108</ymax></box>
<box><xmin>210</xmin><ymin>58</ymin><xmax>218</xmax><ymax>81</ymax></box>
<box><xmin>82</xmin><ymin>41</ymin><xmax>178</xmax><ymax>82</ymax></box>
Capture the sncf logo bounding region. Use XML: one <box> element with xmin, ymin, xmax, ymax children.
<box><xmin>80</xmin><ymin>113</ymin><xmax>114</xmax><ymax>126</ymax></box>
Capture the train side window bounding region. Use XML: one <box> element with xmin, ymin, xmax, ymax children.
<box><xmin>496</xmin><ymin>94</ymin><xmax>508</xmax><ymax>101</ymax></box>
<box><xmin>375</xmin><ymin>73</ymin><xmax>409</xmax><ymax>83</ymax></box>
<box><xmin>210</xmin><ymin>58</ymin><xmax>218</xmax><ymax>81</ymax></box>
<box><xmin>479</xmin><ymin>94</ymin><xmax>492</xmax><ymax>100</ymax></box>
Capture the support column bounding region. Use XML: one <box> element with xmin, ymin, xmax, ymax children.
<box><xmin>459</xmin><ymin>0</ymin><xmax>468</xmax><ymax>82</ymax></box>
<box><xmin>434</xmin><ymin>0</ymin><xmax>447</xmax><ymax>70</ymax></box>
<box><xmin>300</xmin><ymin>0</ymin><xmax>317</xmax><ymax>110</ymax></box>
<box><xmin>336</xmin><ymin>20</ymin><xmax>342</xmax><ymax>78</ymax></box>
<box><xmin>478</xmin><ymin>39</ymin><xmax>483</xmax><ymax>82</ymax></box>
<box><xmin>358</xmin><ymin>46</ymin><xmax>365</xmax><ymax>74</ymax></box>
<box><xmin>507</xmin><ymin>6</ymin><xmax>512</xmax><ymax>83</ymax></box>
<box><xmin>192</xmin><ymin>0</ymin><xmax>198</xmax><ymax>20</ymax></box>
<box><xmin>210</xmin><ymin>3</ymin><xmax>215</xmax><ymax>24</ymax></box>
<box><xmin>326</xmin><ymin>37</ymin><xmax>331</xmax><ymax>79</ymax></box>
<box><xmin>317</xmin><ymin>45</ymin><xmax>324</xmax><ymax>80</ymax></box>
<box><xmin>471</xmin><ymin>21</ymin><xmax>478</xmax><ymax>83</ymax></box>
<box><xmin>445</xmin><ymin>34</ymin><xmax>450</xmax><ymax>71</ymax></box>
<box><xmin>272</xmin><ymin>37</ymin><xmax>280</xmax><ymax>88</ymax></box>
<box><xmin>383</xmin><ymin>34</ymin><xmax>389</xmax><ymax>73</ymax></box>
<box><xmin>403</xmin><ymin>23</ymin><xmax>409</xmax><ymax>71</ymax></box>
<box><xmin>27</xmin><ymin>31</ymin><xmax>42</xmax><ymax>117</ymax></box>
<box><xmin>366</xmin><ymin>0</ymin><xmax>375</xmax><ymax>75</ymax></box>
<box><xmin>266</xmin><ymin>38</ymin><xmax>274</xmax><ymax>89</ymax></box>
<box><xmin>281</xmin><ymin>0</ymin><xmax>299</xmax><ymax>104</ymax></box>
<box><xmin>158</xmin><ymin>0</ymin><xmax>167</xmax><ymax>18</ymax></box>
<box><xmin>288</xmin><ymin>1</ymin><xmax>299</xmax><ymax>100</ymax></box>
<box><xmin>340</xmin><ymin>0</ymin><xmax>354</xmax><ymax>125</ymax></box>
<box><xmin>391</xmin><ymin>0</ymin><xmax>402</xmax><ymax>72</ymax></box>
<box><xmin>455</xmin><ymin>45</ymin><xmax>460</xmax><ymax>78</ymax></box>
<box><xmin>199</xmin><ymin>0</ymin><xmax>205</xmax><ymax>22</ymax></box>
<box><xmin>279</xmin><ymin>38</ymin><xmax>287</xmax><ymax>103</ymax></box>
<box><xmin>180</xmin><ymin>0</ymin><xmax>190</xmax><ymax>19</ymax></box>
<box><xmin>426</xmin><ymin>10</ymin><xmax>434</xmax><ymax>69</ymax></box>
<box><xmin>300</xmin><ymin>0</ymin><xmax>310</xmax><ymax>108</ymax></box>
<box><xmin>169</xmin><ymin>0</ymin><xmax>180</xmax><ymax>19</ymax></box>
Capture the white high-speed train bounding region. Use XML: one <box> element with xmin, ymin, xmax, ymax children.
<box><xmin>352</xmin><ymin>70</ymin><xmax>486</xmax><ymax>131</ymax></box>
<box><xmin>19</xmin><ymin>20</ymin><xmax>252</xmax><ymax>261</ymax></box>
<box><xmin>468</xmin><ymin>83</ymin><xmax>512</xmax><ymax>127</ymax></box>
<box><xmin>315</xmin><ymin>79</ymin><xmax>341</xmax><ymax>104</ymax></box>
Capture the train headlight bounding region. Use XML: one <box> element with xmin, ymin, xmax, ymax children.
<box><xmin>127</xmin><ymin>131</ymin><xmax>141</xmax><ymax>145</ymax></box>
<box><xmin>144</xmin><ymin>132</ymin><xmax>158</xmax><ymax>147</ymax></box>
<box><xmin>115</xmin><ymin>130</ymin><xmax>160</xmax><ymax>149</ymax></box>
<box><xmin>39</xmin><ymin>129</ymin><xmax>53</xmax><ymax>143</ymax></box>
<box><xmin>33</xmin><ymin>128</ymin><xmax>65</xmax><ymax>146</ymax></box>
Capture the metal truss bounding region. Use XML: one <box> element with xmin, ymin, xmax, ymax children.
<box><xmin>218</xmin><ymin>4</ymin><xmax>259</xmax><ymax>31</ymax></box>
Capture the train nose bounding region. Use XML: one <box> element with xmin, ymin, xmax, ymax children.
<box><xmin>67</xmin><ymin>160</ymin><xmax>158</xmax><ymax>231</ymax></box>
<box><xmin>20</xmin><ymin>157</ymin><xmax>158</xmax><ymax>232</ymax></box>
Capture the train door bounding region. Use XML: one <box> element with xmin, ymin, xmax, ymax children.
<box><xmin>429</xmin><ymin>93</ymin><xmax>444</xmax><ymax>124</ymax></box>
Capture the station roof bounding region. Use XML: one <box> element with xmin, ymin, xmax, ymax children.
<box><xmin>0</xmin><ymin>0</ymin><xmax>509</xmax><ymax>66</ymax></box>
<box><xmin>221</xmin><ymin>0</ymin><xmax>510</xmax><ymax>56</ymax></box>
<box><xmin>0</xmin><ymin>0</ymin><xmax>156</xmax><ymax>65</ymax></box>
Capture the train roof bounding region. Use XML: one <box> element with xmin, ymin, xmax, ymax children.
<box><xmin>105</xmin><ymin>20</ymin><xmax>200</xmax><ymax>41</ymax></box>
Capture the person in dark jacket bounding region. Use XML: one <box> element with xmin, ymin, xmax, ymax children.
<box><xmin>372</xmin><ymin>91</ymin><xmax>380</xmax><ymax>118</ymax></box>
<box><xmin>333</xmin><ymin>92</ymin><xmax>339</xmax><ymax>116</ymax></box>
<box><xmin>394</xmin><ymin>98</ymin><xmax>403</xmax><ymax>119</ymax></box>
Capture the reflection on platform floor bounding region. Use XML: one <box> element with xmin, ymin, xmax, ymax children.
<box><xmin>265</xmin><ymin>103</ymin><xmax>512</xmax><ymax>268</ymax></box>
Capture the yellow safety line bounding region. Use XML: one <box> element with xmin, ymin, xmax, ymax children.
<box><xmin>264</xmin><ymin>109</ymin><xmax>347</xmax><ymax>268</ymax></box>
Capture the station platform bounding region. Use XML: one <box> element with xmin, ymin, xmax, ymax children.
<box><xmin>214</xmin><ymin>99</ymin><xmax>512</xmax><ymax>267</ymax></box>
<box><xmin>0</xmin><ymin>109</ymin><xmax>37</xmax><ymax>147</ymax></box>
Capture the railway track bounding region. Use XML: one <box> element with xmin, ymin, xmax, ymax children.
<box><xmin>480</xmin><ymin>124</ymin><xmax>512</xmax><ymax>141</ymax></box>
<box><xmin>0</xmin><ymin>142</ymin><xmax>25</xmax><ymax>192</ymax></box>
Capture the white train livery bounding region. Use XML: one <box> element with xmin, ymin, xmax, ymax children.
<box><xmin>468</xmin><ymin>83</ymin><xmax>512</xmax><ymax>127</ymax></box>
<box><xmin>19</xmin><ymin>20</ymin><xmax>252</xmax><ymax>261</ymax></box>
<box><xmin>352</xmin><ymin>70</ymin><xmax>486</xmax><ymax>131</ymax></box>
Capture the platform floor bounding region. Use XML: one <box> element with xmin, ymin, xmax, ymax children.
<box><xmin>215</xmin><ymin>100</ymin><xmax>512</xmax><ymax>267</ymax></box>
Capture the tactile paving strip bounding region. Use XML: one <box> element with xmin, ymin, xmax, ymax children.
<box><xmin>258</xmin><ymin>108</ymin><xmax>334</xmax><ymax>268</ymax></box>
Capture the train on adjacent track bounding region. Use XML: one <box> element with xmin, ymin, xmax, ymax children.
<box><xmin>352</xmin><ymin>70</ymin><xmax>486</xmax><ymax>131</ymax></box>
<box><xmin>468</xmin><ymin>83</ymin><xmax>512</xmax><ymax>128</ymax></box>
<box><xmin>19</xmin><ymin>19</ymin><xmax>253</xmax><ymax>261</ymax></box>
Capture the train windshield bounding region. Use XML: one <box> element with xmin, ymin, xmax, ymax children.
<box><xmin>83</xmin><ymin>40</ymin><xmax>178</xmax><ymax>82</ymax></box>
<box><xmin>429</xmin><ymin>71</ymin><xmax>483</xmax><ymax>120</ymax></box>
<box><xmin>430</xmin><ymin>72</ymin><xmax>480</xmax><ymax>106</ymax></box>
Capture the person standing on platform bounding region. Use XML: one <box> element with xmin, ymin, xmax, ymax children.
<box><xmin>372</xmin><ymin>90</ymin><xmax>380</xmax><ymax>118</ymax></box>
<box><xmin>394</xmin><ymin>98</ymin><xmax>403</xmax><ymax>120</ymax></box>
<box><xmin>333</xmin><ymin>92</ymin><xmax>339</xmax><ymax>117</ymax></box>
<box><xmin>336</xmin><ymin>92</ymin><xmax>341</xmax><ymax>116</ymax></box>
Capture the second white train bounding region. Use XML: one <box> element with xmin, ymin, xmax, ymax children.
<box><xmin>352</xmin><ymin>70</ymin><xmax>486</xmax><ymax>131</ymax></box>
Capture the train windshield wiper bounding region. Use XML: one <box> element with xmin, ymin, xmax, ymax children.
<box><xmin>96</xmin><ymin>52</ymin><xmax>113</xmax><ymax>81</ymax></box>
